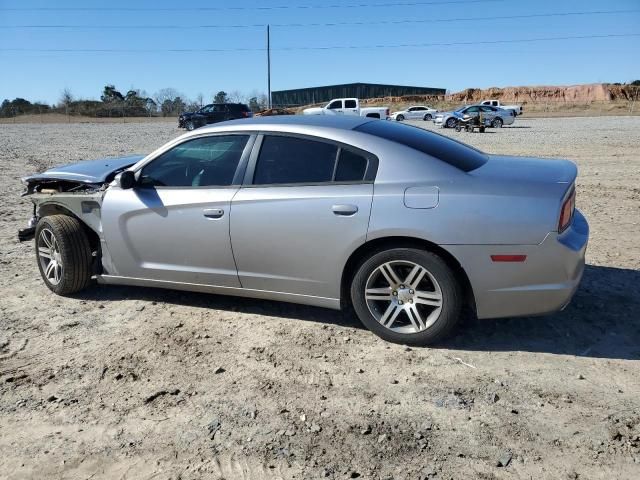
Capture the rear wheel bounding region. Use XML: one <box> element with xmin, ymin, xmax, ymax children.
<box><xmin>350</xmin><ymin>248</ymin><xmax>463</xmax><ymax>345</ymax></box>
<box><xmin>35</xmin><ymin>215</ymin><xmax>93</xmax><ymax>295</ymax></box>
<box><xmin>492</xmin><ymin>117</ymin><xmax>503</xmax><ymax>128</ymax></box>
<box><xmin>396</xmin><ymin>114</ymin><xmax>405</xmax><ymax>121</ymax></box>
<box><xmin>423</xmin><ymin>113</ymin><xmax>432</xmax><ymax>121</ymax></box>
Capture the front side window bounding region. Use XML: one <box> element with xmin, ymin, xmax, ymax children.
<box><xmin>139</xmin><ymin>135</ymin><xmax>249</xmax><ymax>187</ymax></box>
<box><xmin>253</xmin><ymin>136</ymin><xmax>338</xmax><ymax>185</ymax></box>
<box><xmin>328</xmin><ymin>100</ymin><xmax>343</xmax><ymax>109</ymax></box>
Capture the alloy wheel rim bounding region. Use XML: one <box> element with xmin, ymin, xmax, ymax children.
<box><xmin>365</xmin><ymin>260</ymin><xmax>443</xmax><ymax>334</ymax></box>
<box><xmin>38</xmin><ymin>228</ymin><xmax>63</xmax><ymax>285</ymax></box>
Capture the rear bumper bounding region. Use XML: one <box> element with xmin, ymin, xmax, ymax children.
<box><xmin>446</xmin><ymin>209</ymin><xmax>589</xmax><ymax>319</ymax></box>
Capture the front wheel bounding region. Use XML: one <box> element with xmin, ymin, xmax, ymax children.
<box><xmin>492</xmin><ymin>117</ymin><xmax>503</xmax><ymax>128</ymax></box>
<box><xmin>185</xmin><ymin>120</ymin><xmax>196</xmax><ymax>131</ymax></box>
<box><xmin>396</xmin><ymin>114</ymin><xmax>405</xmax><ymax>121</ymax></box>
<box><xmin>35</xmin><ymin>215</ymin><xmax>93</xmax><ymax>295</ymax></box>
<box><xmin>423</xmin><ymin>113</ymin><xmax>432</xmax><ymax>121</ymax></box>
<box><xmin>350</xmin><ymin>248</ymin><xmax>463</xmax><ymax>346</ymax></box>
<box><xmin>445</xmin><ymin>117</ymin><xmax>458</xmax><ymax>128</ymax></box>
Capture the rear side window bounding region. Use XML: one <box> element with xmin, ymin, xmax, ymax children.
<box><xmin>354</xmin><ymin>121</ymin><xmax>487</xmax><ymax>172</ymax></box>
<box><xmin>344</xmin><ymin>99</ymin><xmax>357</xmax><ymax>108</ymax></box>
<box><xmin>335</xmin><ymin>149</ymin><xmax>368</xmax><ymax>182</ymax></box>
<box><xmin>254</xmin><ymin>136</ymin><xmax>338</xmax><ymax>185</ymax></box>
<box><xmin>229</xmin><ymin>103</ymin><xmax>250</xmax><ymax>112</ymax></box>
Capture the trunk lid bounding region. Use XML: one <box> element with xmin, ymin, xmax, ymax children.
<box><xmin>470</xmin><ymin>154</ymin><xmax>577</xmax><ymax>185</ymax></box>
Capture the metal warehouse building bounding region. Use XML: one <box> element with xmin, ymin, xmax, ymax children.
<box><xmin>271</xmin><ymin>82</ymin><xmax>446</xmax><ymax>107</ymax></box>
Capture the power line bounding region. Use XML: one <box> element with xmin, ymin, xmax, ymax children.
<box><xmin>1</xmin><ymin>33</ymin><xmax>637</xmax><ymax>53</ymax></box>
<box><xmin>0</xmin><ymin>0</ymin><xmax>504</xmax><ymax>12</ymax></box>
<box><xmin>2</xmin><ymin>9</ymin><xmax>637</xmax><ymax>29</ymax></box>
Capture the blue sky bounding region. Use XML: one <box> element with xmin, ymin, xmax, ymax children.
<box><xmin>0</xmin><ymin>0</ymin><xmax>638</xmax><ymax>104</ymax></box>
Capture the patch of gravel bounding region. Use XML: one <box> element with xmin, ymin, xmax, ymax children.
<box><xmin>0</xmin><ymin>117</ymin><xmax>639</xmax><ymax>479</ymax></box>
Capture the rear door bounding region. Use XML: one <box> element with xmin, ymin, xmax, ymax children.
<box><xmin>408</xmin><ymin>107</ymin><xmax>422</xmax><ymax>119</ymax></box>
<box><xmin>230</xmin><ymin>134</ymin><xmax>377</xmax><ymax>299</ymax></box>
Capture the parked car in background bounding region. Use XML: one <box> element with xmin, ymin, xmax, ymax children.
<box><xmin>19</xmin><ymin>116</ymin><xmax>588</xmax><ymax>346</ymax></box>
<box><xmin>179</xmin><ymin>103</ymin><xmax>252</xmax><ymax>131</ymax></box>
<box><xmin>434</xmin><ymin>105</ymin><xmax>515</xmax><ymax>129</ymax></box>
<box><xmin>390</xmin><ymin>105</ymin><xmax>438</xmax><ymax>121</ymax></box>
<box><xmin>480</xmin><ymin>99</ymin><xmax>523</xmax><ymax>116</ymax></box>
<box><xmin>303</xmin><ymin>98</ymin><xmax>389</xmax><ymax>119</ymax></box>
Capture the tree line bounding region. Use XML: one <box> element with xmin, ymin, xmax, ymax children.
<box><xmin>0</xmin><ymin>85</ymin><xmax>270</xmax><ymax>118</ymax></box>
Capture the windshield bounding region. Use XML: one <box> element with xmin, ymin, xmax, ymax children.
<box><xmin>354</xmin><ymin>121</ymin><xmax>487</xmax><ymax>172</ymax></box>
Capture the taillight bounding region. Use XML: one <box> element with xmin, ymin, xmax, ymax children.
<box><xmin>558</xmin><ymin>188</ymin><xmax>575</xmax><ymax>233</ymax></box>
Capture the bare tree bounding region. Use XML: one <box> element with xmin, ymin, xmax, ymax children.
<box><xmin>153</xmin><ymin>88</ymin><xmax>183</xmax><ymax>107</ymax></box>
<box><xmin>59</xmin><ymin>88</ymin><xmax>73</xmax><ymax>108</ymax></box>
<box><xmin>196</xmin><ymin>93</ymin><xmax>204</xmax><ymax>107</ymax></box>
<box><xmin>228</xmin><ymin>90</ymin><xmax>243</xmax><ymax>103</ymax></box>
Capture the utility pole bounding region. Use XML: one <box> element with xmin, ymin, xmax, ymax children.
<box><xmin>267</xmin><ymin>24</ymin><xmax>272</xmax><ymax>109</ymax></box>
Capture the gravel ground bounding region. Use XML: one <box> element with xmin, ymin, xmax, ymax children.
<box><xmin>1</xmin><ymin>117</ymin><xmax>639</xmax><ymax>479</ymax></box>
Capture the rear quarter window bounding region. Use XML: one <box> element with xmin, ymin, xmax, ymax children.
<box><xmin>354</xmin><ymin>121</ymin><xmax>487</xmax><ymax>172</ymax></box>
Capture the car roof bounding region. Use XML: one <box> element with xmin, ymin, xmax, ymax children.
<box><xmin>195</xmin><ymin>115</ymin><xmax>376</xmax><ymax>133</ymax></box>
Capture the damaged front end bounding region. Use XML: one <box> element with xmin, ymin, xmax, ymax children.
<box><xmin>19</xmin><ymin>155</ymin><xmax>144</xmax><ymax>241</ymax></box>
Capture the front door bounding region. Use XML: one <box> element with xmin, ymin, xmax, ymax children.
<box><xmin>101</xmin><ymin>134</ymin><xmax>253</xmax><ymax>286</ymax></box>
<box><xmin>230</xmin><ymin>134</ymin><xmax>376</xmax><ymax>300</ymax></box>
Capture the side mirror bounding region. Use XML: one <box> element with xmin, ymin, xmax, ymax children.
<box><xmin>118</xmin><ymin>170</ymin><xmax>136</xmax><ymax>189</ymax></box>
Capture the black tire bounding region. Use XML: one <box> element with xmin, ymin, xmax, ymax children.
<box><xmin>492</xmin><ymin>117</ymin><xmax>503</xmax><ymax>128</ymax></box>
<box><xmin>423</xmin><ymin>113</ymin><xmax>432</xmax><ymax>121</ymax></box>
<box><xmin>185</xmin><ymin>120</ymin><xmax>196</xmax><ymax>131</ymax></box>
<box><xmin>350</xmin><ymin>248</ymin><xmax>463</xmax><ymax>346</ymax></box>
<box><xmin>396</xmin><ymin>114</ymin><xmax>405</xmax><ymax>121</ymax></box>
<box><xmin>445</xmin><ymin>117</ymin><xmax>457</xmax><ymax>128</ymax></box>
<box><xmin>35</xmin><ymin>215</ymin><xmax>93</xmax><ymax>295</ymax></box>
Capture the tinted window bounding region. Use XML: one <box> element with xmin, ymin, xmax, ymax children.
<box><xmin>229</xmin><ymin>103</ymin><xmax>250</xmax><ymax>112</ymax></box>
<box><xmin>465</xmin><ymin>106</ymin><xmax>480</xmax><ymax>113</ymax></box>
<box><xmin>480</xmin><ymin>106</ymin><xmax>495</xmax><ymax>112</ymax></box>
<box><xmin>213</xmin><ymin>105</ymin><xmax>226</xmax><ymax>112</ymax></box>
<box><xmin>344</xmin><ymin>99</ymin><xmax>357</xmax><ymax>108</ymax></box>
<box><xmin>335</xmin><ymin>149</ymin><xmax>368</xmax><ymax>182</ymax></box>
<box><xmin>254</xmin><ymin>136</ymin><xmax>338</xmax><ymax>185</ymax></box>
<box><xmin>354</xmin><ymin>121</ymin><xmax>487</xmax><ymax>172</ymax></box>
<box><xmin>140</xmin><ymin>135</ymin><xmax>248</xmax><ymax>187</ymax></box>
<box><xmin>328</xmin><ymin>100</ymin><xmax>342</xmax><ymax>109</ymax></box>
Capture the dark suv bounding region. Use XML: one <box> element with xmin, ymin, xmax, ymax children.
<box><xmin>178</xmin><ymin>103</ymin><xmax>253</xmax><ymax>131</ymax></box>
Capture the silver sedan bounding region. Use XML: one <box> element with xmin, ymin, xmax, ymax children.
<box><xmin>21</xmin><ymin>116</ymin><xmax>588</xmax><ymax>345</ymax></box>
<box><xmin>434</xmin><ymin>105</ymin><xmax>516</xmax><ymax>128</ymax></box>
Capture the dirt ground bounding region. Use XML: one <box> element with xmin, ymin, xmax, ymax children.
<box><xmin>1</xmin><ymin>117</ymin><xmax>639</xmax><ymax>480</ymax></box>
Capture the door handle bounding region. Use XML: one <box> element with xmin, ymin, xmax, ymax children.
<box><xmin>203</xmin><ymin>208</ymin><xmax>224</xmax><ymax>219</ymax></box>
<box><xmin>332</xmin><ymin>204</ymin><xmax>358</xmax><ymax>216</ymax></box>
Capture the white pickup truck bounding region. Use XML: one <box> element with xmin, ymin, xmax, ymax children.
<box><xmin>303</xmin><ymin>98</ymin><xmax>389</xmax><ymax>119</ymax></box>
<box><xmin>480</xmin><ymin>100</ymin><xmax>523</xmax><ymax>116</ymax></box>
